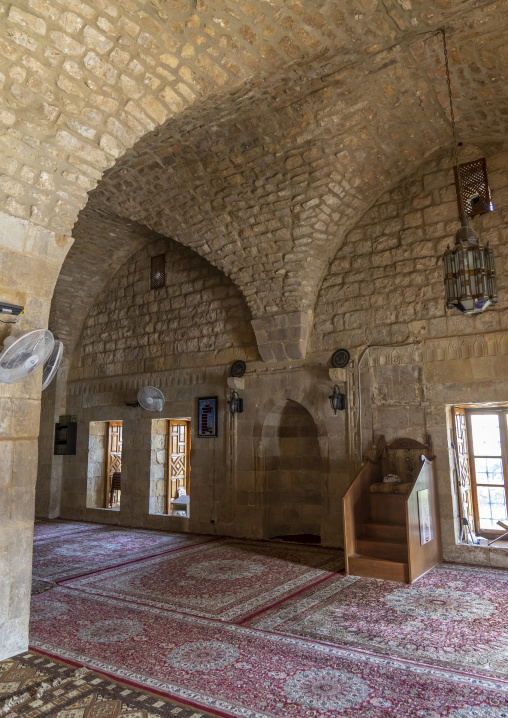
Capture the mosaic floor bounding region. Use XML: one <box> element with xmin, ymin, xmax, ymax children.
<box><xmin>26</xmin><ymin>520</ymin><xmax>508</xmax><ymax>718</ymax></box>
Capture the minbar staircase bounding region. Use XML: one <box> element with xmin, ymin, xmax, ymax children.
<box><xmin>344</xmin><ymin>437</ymin><xmax>442</xmax><ymax>583</ymax></box>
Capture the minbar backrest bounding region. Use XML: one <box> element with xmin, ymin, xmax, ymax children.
<box><xmin>378</xmin><ymin>436</ymin><xmax>434</xmax><ymax>485</ymax></box>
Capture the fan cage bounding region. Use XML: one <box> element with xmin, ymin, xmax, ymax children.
<box><xmin>150</xmin><ymin>253</ymin><xmax>166</xmax><ymax>290</ymax></box>
<box><xmin>0</xmin><ymin>330</ymin><xmax>54</xmax><ymax>384</ymax></box>
<box><xmin>454</xmin><ymin>158</ymin><xmax>493</xmax><ymax>217</ymax></box>
<box><xmin>42</xmin><ymin>340</ymin><xmax>63</xmax><ymax>390</ymax></box>
<box><xmin>137</xmin><ymin>386</ymin><xmax>165</xmax><ymax>411</ymax></box>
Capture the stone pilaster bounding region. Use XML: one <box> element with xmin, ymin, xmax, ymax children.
<box><xmin>0</xmin><ymin>210</ymin><xmax>71</xmax><ymax>660</ymax></box>
<box><xmin>251</xmin><ymin>311</ymin><xmax>312</xmax><ymax>364</ymax></box>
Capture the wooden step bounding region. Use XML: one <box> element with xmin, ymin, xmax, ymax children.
<box><xmin>369</xmin><ymin>493</ymin><xmax>407</xmax><ymax>524</ymax></box>
<box><xmin>364</xmin><ymin>522</ymin><xmax>407</xmax><ymax>541</ymax></box>
<box><xmin>348</xmin><ymin>553</ymin><xmax>409</xmax><ymax>582</ymax></box>
<box><xmin>356</xmin><ymin>538</ymin><xmax>408</xmax><ymax>562</ymax></box>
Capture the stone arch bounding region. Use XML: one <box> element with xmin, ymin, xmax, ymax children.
<box><xmin>253</xmin><ymin>388</ymin><xmax>329</xmax><ymax>442</ymax></box>
<box><xmin>69</xmin><ymin>232</ymin><xmax>259</xmax><ymax>382</ymax></box>
<box><xmin>2</xmin><ymin>2</ymin><xmax>507</xmax><ymax>344</ymax></box>
<box><xmin>2</xmin><ymin>0</ymin><xmax>508</xmax><ymax>661</ymax></box>
<box><xmin>260</xmin><ymin>398</ymin><xmax>324</xmax><ymax>541</ymax></box>
<box><xmin>311</xmin><ymin>138</ymin><xmax>508</xmax><ymax>355</ymax></box>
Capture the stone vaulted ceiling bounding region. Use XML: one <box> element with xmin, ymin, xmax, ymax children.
<box><xmin>38</xmin><ymin>0</ymin><xmax>508</xmax><ymax>351</ymax></box>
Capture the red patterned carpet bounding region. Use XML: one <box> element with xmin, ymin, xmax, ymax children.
<box><xmin>62</xmin><ymin>539</ymin><xmax>343</xmax><ymax>621</ymax></box>
<box><xmin>246</xmin><ymin>564</ymin><xmax>508</xmax><ymax>680</ymax></box>
<box><xmin>29</xmin><ymin>587</ymin><xmax>508</xmax><ymax>718</ymax></box>
<box><xmin>28</xmin><ymin>520</ymin><xmax>508</xmax><ymax>718</ymax></box>
<box><xmin>33</xmin><ymin>519</ymin><xmax>106</xmax><ymax>542</ymax></box>
<box><xmin>32</xmin><ymin>525</ymin><xmax>216</xmax><ymax>581</ymax></box>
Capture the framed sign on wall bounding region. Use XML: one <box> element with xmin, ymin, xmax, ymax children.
<box><xmin>197</xmin><ymin>397</ymin><xmax>218</xmax><ymax>438</ymax></box>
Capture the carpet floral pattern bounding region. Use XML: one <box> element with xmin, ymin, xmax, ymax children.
<box><xmin>29</xmin><ymin>588</ymin><xmax>508</xmax><ymax>718</ymax></box>
<box><xmin>0</xmin><ymin>652</ymin><xmax>217</xmax><ymax>718</ymax></box>
<box><xmin>62</xmin><ymin>539</ymin><xmax>344</xmax><ymax>621</ymax></box>
<box><xmin>32</xmin><ymin>528</ymin><xmax>215</xmax><ymax>581</ymax></box>
<box><xmin>246</xmin><ymin>564</ymin><xmax>508</xmax><ymax>679</ymax></box>
<box><xmin>33</xmin><ymin>520</ymin><xmax>106</xmax><ymax>542</ymax></box>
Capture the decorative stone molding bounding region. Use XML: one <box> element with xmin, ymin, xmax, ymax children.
<box><xmin>423</xmin><ymin>332</ymin><xmax>508</xmax><ymax>363</ymax></box>
<box><xmin>367</xmin><ymin>343</ymin><xmax>423</xmax><ymax>367</ymax></box>
<box><xmin>251</xmin><ymin>311</ymin><xmax>313</xmax><ymax>364</ymax></box>
<box><xmin>349</xmin><ymin>333</ymin><xmax>508</xmax><ymax>370</ymax></box>
<box><xmin>68</xmin><ymin>370</ymin><xmax>207</xmax><ymax>396</ymax></box>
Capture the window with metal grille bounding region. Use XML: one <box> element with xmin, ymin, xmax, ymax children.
<box><xmin>454</xmin><ymin>157</ymin><xmax>493</xmax><ymax>217</ymax></box>
<box><xmin>150</xmin><ymin>253</ymin><xmax>166</xmax><ymax>290</ymax></box>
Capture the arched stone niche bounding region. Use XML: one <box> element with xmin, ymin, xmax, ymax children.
<box><xmin>261</xmin><ymin>399</ymin><xmax>323</xmax><ymax>541</ymax></box>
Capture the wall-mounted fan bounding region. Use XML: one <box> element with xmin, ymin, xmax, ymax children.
<box><xmin>139</xmin><ymin>386</ymin><xmax>165</xmax><ymax>411</ymax></box>
<box><xmin>0</xmin><ymin>330</ymin><xmax>55</xmax><ymax>385</ymax></box>
<box><xmin>42</xmin><ymin>340</ymin><xmax>64</xmax><ymax>390</ymax></box>
<box><xmin>126</xmin><ymin>386</ymin><xmax>165</xmax><ymax>412</ymax></box>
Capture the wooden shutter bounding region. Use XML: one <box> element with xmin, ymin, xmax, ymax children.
<box><xmin>168</xmin><ymin>420</ymin><xmax>190</xmax><ymax>512</ymax></box>
<box><xmin>452</xmin><ymin>408</ymin><xmax>475</xmax><ymax>532</ymax></box>
<box><xmin>106</xmin><ymin>421</ymin><xmax>122</xmax><ymax>506</ymax></box>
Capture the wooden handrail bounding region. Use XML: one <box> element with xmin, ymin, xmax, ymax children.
<box><xmin>343</xmin><ymin>459</ymin><xmax>381</xmax><ymax>573</ymax></box>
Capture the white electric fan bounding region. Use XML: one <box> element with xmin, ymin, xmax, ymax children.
<box><xmin>42</xmin><ymin>340</ymin><xmax>64</xmax><ymax>390</ymax></box>
<box><xmin>0</xmin><ymin>330</ymin><xmax>55</xmax><ymax>385</ymax></box>
<box><xmin>137</xmin><ymin>386</ymin><xmax>165</xmax><ymax>412</ymax></box>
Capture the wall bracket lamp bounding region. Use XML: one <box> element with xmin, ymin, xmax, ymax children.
<box><xmin>329</xmin><ymin>385</ymin><xmax>345</xmax><ymax>414</ymax></box>
<box><xmin>228</xmin><ymin>390</ymin><xmax>243</xmax><ymax>416</ymax></box>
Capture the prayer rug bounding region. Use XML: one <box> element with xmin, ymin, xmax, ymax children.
<box><xmin>33</xmin><ymin>520</ymin><xmax>106</xmax><ymax>542</ymax></box>
<box><xmin>29</xmin><ymin>587</ymin><xmax>508</xmax><ymax>718</ymax></box>
<box><xmin>62</xmin><ymin>539</ymin><xmax>344</xmax><ymax>621</ymax></box>
<box><xmin>0</xmin><ymin>652</ymin><xmax>218</xmax><ymax>718</ymax></box>
<box><xmin>0</xmin><ymin>651</ymin><xmax>81</xmax><ymax>708</ymax></box>
<box><xmin>32</xmin><ymin>528</ymin><xmax>215</xmax><ymax>581</ymax></box>
<box><xmin>246</xmin><ymin>563</ymin><xmax>508</xmax><ymax>679</ymax></box>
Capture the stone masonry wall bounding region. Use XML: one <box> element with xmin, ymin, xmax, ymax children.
<box><xmin>0</xmin><ymin>0</ymin><xmax>351</xmax><ymax>236</ymax></box>
<box><xmin>86</xmin><ymin>421</ymin><xmax>108</xmax><ymax>509</ymax></box>
<box><xmin>150</xmin><ymin>419</ymin><xmax>168</xmax><ymax>515</ymax></box>
<box><xmin>312</xmin><ymin>143</ymin><xmax>508</xmax><ymax>352</ymax></box>
<box><xmin>310</xmin><ymin>144</ymin><xmax>508</xmax><ymax>569</ymax></box>
<box><xmin>2</xmin><ymin>1</ymin><xmax>507</xmax><ymax>322</ymax></box>
<box><xmin>70</xmin><ymin>235</ymin><xmax>259</xmax><ymax>381</ymax></box>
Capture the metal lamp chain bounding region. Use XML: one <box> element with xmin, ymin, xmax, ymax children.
<box><xmin>441</xmin><ymin>27</ymin><xmax>462</xmax><ymax>199</ymax></box>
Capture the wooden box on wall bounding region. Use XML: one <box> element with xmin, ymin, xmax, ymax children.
<box><xmin>54</xmin><ymin>415</ymin><xmax>77</xmax><ymax>456</ymax></box>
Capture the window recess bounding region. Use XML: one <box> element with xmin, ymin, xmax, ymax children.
<box><xmin>454</xmin><ymin>407</ymin><xmax>508</xmax><ymax>536</ymax></box>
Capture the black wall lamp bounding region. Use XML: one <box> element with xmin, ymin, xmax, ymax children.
<box><xmin>329</xmin><ymin>385</ymin><xmax>345</xmax><ymax>414</ymax></box>
<box><xmin>228</xmin><ymin>390</ymin><xmax>243</xmax><ymax>416</ymax></box>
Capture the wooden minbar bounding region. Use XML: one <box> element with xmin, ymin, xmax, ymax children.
<box><xmin>343</xmin><ymin>436</ymin><xmax>442</xmax><ymax>583</ymax></box>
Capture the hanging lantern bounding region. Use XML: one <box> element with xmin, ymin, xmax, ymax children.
<box><xmin>443</xmin><ymin>214</ymin><xmax>498</xmax><ymax>315</ymax></box>
<box><xmin>439</xmin><ymin>28</ymin><xmax>499</xmax><ymax>315</ymax></box>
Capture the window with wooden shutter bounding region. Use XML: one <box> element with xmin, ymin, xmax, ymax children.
<box><xmin>167</xmin><ymin>420</ymin><xmax>191</xmax><ymax>515</ymax></box>
<box><xmin>465</xmin><ymin>409</ymin><xmax>508</xmax><ymax>535</ymax></box>
<box><xmin>452</xmin><ymin>407</ymin><xmax>475</xmax><ymax>532</ymax></box>
<box><xmin>454</xmin><ymin>407</ymin><xmax>508</xmax><ymax>536</ymax></box>
<box><xmin>106</xmin><ymin>421</ymin><xmax>122</xmax><ymax>508</ymax></box>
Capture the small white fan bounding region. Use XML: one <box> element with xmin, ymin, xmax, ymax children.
<box><xmin>137</xmin><ymin>386</ymin><xmax>165</xmax><ymax>412</ymax></box>
<box><xmin>42</xmin><ymin>340</ymin><xmax>64</xmax><ymax>390</ymax></box>
<box><xmin>0</xmin><ymin>330</ymin><xmax>55</xmax><ymax>385</ymax></box>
